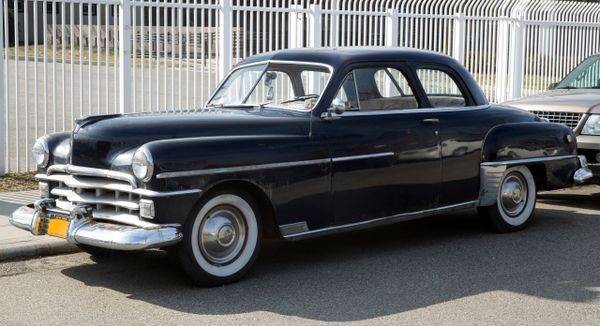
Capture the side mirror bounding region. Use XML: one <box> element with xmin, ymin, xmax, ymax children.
<box><xmin>548</xmin><ymin>82</ymin><xmax>558</xmax><ymax>90</ymax></box>
<box><xmin>322</xmin><ymin>98</ymin><xmax>346</xmax><ymax>121</ymax></box>
<box><xmin>330</xmin><ymin>98</ymin><xmax>346</xmax><ymax>115</ymax></box>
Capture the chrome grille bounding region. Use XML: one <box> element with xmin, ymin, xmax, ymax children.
<box><xmin>531</xmin><ymin>111</ymin><xmax>583</xmax><ymax>129</ymax></box>
<box><xmin>37</xmin><ymin>168</ymin><xmax>153</xmax><ymax>228</ymax></box>
<box><xmin>50</xmin><ymin>174</ymin><xmax>140</xmax><ymax>213</ymax></box>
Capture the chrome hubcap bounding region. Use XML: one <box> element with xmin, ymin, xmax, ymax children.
<box><xmin>500</xmin><ymin>172</ymin><xmax>528</xmax><ymax>217</ymax></box>
<box><xmin>199</xmin><ymin>206</ymin><xmax>246</xmax><ymax>265</ymax></box>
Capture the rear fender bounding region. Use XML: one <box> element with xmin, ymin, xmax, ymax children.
<box><xmin>478</xmin><ymin>122</ymin><xmax>578</xmax><ymax>206</ymax></box>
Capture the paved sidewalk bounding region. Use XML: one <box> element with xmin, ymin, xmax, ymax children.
<box><xmin>0</xmin><ymin>191</ymin><xmax>79</xmax><ymax>262</ymax></box>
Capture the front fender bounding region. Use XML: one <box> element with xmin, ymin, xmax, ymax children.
<box><xmin>143</xmin><ymin>134</ymin><xmax>330</xmax><ymax>190</ymax></box>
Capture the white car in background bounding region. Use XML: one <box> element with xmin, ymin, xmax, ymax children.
<box><xmin>505</xmin><ymin>54</ymin><xmax>600</xmax><ymax>179</ymax></box>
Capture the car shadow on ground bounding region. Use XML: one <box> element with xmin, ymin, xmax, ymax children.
<box><xmin>538</xmin><ymin>188</ymin><xmax>600</xmax><ymax>211</ymax></box>
<box><xmin>61</xmin><ymin>207</ymin><xmax>600</xmax><ymax>322</ymax></box>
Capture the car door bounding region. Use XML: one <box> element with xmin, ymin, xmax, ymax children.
<box><xmin>412</xmin><ymin>65</ymin><xmax>491</xmax><ymax>207</ymax></box>
<box><xmin>324</xmin><ymin>64</ymin><xmax>442</xmax><ymax>226</ymax></box>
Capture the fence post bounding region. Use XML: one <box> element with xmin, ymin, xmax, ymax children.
<box><xmin>508</xmin><ymin>15</ymin><xmax>525</xmax><ymax>100</ymax></box>
<box><xmin>288</xmin><ymin>4</ymin><xmax>303</xmax><ymax>48</ymax></box>
<box><xmin>0</xmin><ymin>2</ymin><xmax>6</xmax><ymax>175</ymax></box>
<box><xmin>385</xmin><ymin>8</ymin><xmax>398</xmax><ymax>47</ymax></box>
<box><xmin>452</xmin><ymin>13</ymin><xmax>465</xmax><ymax>63</ymax></box>
<box><xmin>118</xmin><ymin>0</ymin><xmax>132</xmax><ymax>113</ymax></box>
<box><xmin>218</xmin><ymin>0</ymin><xmax>232</xmax><ymax>80</ymax></box>
<box><xmin>495</xmin><ymin>17</ymin><xmax>510</xmax><ymax>103</ymax></box>
<box><xmin>329</xmin><ymin>0</ymin><xmax>339</xmax><ymax>47</ymax></box>
<box><xmin>308</xmin><ymin>4</ymin><xmax>322</xmax><ymax>47</ymax></box>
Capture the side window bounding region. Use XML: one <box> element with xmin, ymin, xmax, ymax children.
<box><xmin>416</xmin><ymin>68</ymin><xmax>467</xmax><ymax>108</ymax></box>
<box><xmin>333</xmin><ymin>67</ymin><xmax>418</xmax><ymax>112</ymax></box>
<box><xmin>334</xmin><ymin>73</ymin><xmax>359</xmax><ymax>111</ymax></box>
<box><xmin>355</xmin><ymin>68</ymin><xmax>418</xmax><ymax>111</ymax></box>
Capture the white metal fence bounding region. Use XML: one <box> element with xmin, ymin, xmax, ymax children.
<box><xmin>2</xmin><ymin>0</ymin><xmax>600</xmax><ymax>174</ymax></box>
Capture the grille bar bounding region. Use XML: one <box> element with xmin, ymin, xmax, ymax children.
<box><xmin>532</xmin><ymin>111</ymin><xmax>583</xmax><ymax>129</ymax></box>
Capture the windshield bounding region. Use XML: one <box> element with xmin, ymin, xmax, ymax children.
<box><xmin>208</xmin><ymin>63</ymin><xmax>331</xmax><ymax>111</ymax></box>
<box><xmin>556</xmin><ymin>55</ymin><xmax>600</xmax><ymax>89</ymax></box>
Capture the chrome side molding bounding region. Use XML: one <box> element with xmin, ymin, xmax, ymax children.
<box><xmin>157</xmin><ymin>152</ymin><xmax>396</xmax><ymax>179</ymax></box>
<box><xmin>282</xmin><ymin>201</ymin><xmax>477</xmax><ymax>241</ymax></box>
<box><xmin>480</xmin><ymin>154</ymin><xmax>577</xmax><ymax>166</ymax></box>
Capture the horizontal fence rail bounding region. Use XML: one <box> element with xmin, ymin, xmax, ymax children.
<box><xmin>2</xmin><ymin>0</ymin><xmax>600</xmax><ymax>173</ymax></box>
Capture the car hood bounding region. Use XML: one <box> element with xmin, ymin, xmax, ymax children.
<box><xmin>68</xmin><ymin>108</ymin><xmax>311</xmax><ymax>170</ymax></box>
<box><xmin>504</xmin><ymin>89</ymin><xmax>600</xmax><ymax>114</ymax></box>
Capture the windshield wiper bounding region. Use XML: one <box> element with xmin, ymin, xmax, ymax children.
<box><xmin>279</xmin><ymin>94</ymin><xmax>320</xmax><ymax>104</ymax></box>
<box><xmin>556</xmin><ymin>86</ymin><xmax>578</xmax><ymax>90</ymax></box>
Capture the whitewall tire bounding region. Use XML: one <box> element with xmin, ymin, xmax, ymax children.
<box><xmin>176</xmin><ymin>188</ymin><xmax>262</xmax><ymax>286</ymax></box>
<box><xmin>478</xmin><ymin>166</ymin><xmax>537</xmax><ymax>232</ymax></box>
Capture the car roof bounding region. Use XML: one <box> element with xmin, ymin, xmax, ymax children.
<box><xmin>236</xmin><ymin>47</ymin><xmax>458</xmax><ymax>70</ymax></box>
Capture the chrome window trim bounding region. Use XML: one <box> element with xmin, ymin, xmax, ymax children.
<box><xmin>480</xmin><ymin>154</ymin><xmax>578</xmax><ymax>167</ymax></box>
<box><xmin>206</xmin><ymin>60</ymin><xmax>335</xmax><ymax>111</ymax></box>
<box><xmin>283</xmin><ymin>201</ymin><xmax>478</xmax><ymax>241</ymax></box>
<box><xmin>156</xmin><ymin>151</ymin><xmax>396</xmax><ymax>179</ymax></box>
<box><xmin>332</xmin><ymin>104</ymin><xmax>489</xmax><ymax>117</ymax></box>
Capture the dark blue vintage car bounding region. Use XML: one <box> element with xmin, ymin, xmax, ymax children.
<box><xmin>10</xmin><ymin>48</ymin><xmax>592</xmax><ymax>286</ymax></box>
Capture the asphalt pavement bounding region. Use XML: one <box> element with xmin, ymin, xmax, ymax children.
<box><xmin>0</xmin><ymin>185</ymin><xmax>598</xmax><ymax>325</ymax></box>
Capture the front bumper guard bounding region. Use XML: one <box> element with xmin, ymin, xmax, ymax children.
<box><xmin>9</xmin><ymin>199</ymin><xmax>182</xmax><ymax>251</ymax></box>
<box><xmin>574</xmin><ymin>155</ymin><xmax>594</xmax><ymax>184</ymax></box>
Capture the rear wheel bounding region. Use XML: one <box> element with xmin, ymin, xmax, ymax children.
<box><xmin>175</xmin><ymin>188</ymin><xmax>262</xmax><ymax>286</ymax></box>
<box><xmin>478</xmin><ymin>166</ymin><xmax>537</xmax><ymax>232</ymax></box>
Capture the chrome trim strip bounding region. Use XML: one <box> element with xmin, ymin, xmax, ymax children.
<box><xmin>480</xmin><ymin>154</ymin><xmax>578</xmax><ymax>166</ymax></box>
<box><xmin>156</xmin><ymin>158</ymin><xmax>331</xmax><ymax>179</ymax></box>
<box><xmin>283</xmin><ymin>201</ymin><xmax>478</xmax><ymax>241</ymax></box>
<box><xmin>134</xmin><ymin>188</ymin><xmax>203</xmax><ymax>198</ymax></box>
<box><xmin>332</xmin><ymin>152</ymin><xmax>395</xmax><ymax>162</ymax></box>
<box><xmin>156</xmin><ymin>151</ymin><xmax>395</xmax><ymax>179</ymax></box>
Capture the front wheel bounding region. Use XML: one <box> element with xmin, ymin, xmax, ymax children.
<box><xmin>478</xmin><ymin>166</ymin><xmax>537</xmax><ymax>233</ymax></box>
<box><xmin>175</xmin><ymin>189</ymin><xmax>262</xmax><ymax>286</ymax></box>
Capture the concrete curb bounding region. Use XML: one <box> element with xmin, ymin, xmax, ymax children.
<box><xmin>0</xmin><ymin>238</ymin><xmax>80</xmax><ymax>262</ymax></box>
<box><xmin>0</xmin><ymin>194</ymin><xmax>81</xmax><ymax>262</ymax></box>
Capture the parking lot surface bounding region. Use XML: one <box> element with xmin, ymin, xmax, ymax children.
<box><xmin>0</xmin><ymin>185</ymin><xmax>599</xmax><ymax>325</ymax></box>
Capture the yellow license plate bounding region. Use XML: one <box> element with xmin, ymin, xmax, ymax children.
<box><xmin>47</xmin><ymin>217</ymin><xmax>69</xmax><ymax>239</ymax></box>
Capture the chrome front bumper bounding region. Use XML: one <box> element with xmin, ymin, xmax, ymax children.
<box><xmin>9</xmin><ymin>199</ymin><xmax>182</xmax><ymax>251</ymax></box>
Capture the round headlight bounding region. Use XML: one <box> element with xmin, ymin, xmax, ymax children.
<box><xmin>32</xmin><ymin>138</ymin><xmax>49</xmax><ymax>167</ymax></box>
<box><xmin>132</xmin><ymin>148</ymin><xmax>154</xmax><ymax>182</ymax></box>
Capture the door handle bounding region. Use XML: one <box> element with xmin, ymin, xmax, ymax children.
<box><xmin>421</xmin><ymin>118</ymin><xmax>439</xmax><ymax>125</ymax></box>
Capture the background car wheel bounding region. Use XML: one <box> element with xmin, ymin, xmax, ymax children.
<box><xmin>478</xmin><ymin>166</ymin><xmax>537</xmax><ymax>233</ymax></box>
<box><xmin>176</xmin><ymin>188</ymin><xmax>262</xmax><ymax>286</ymax></box>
